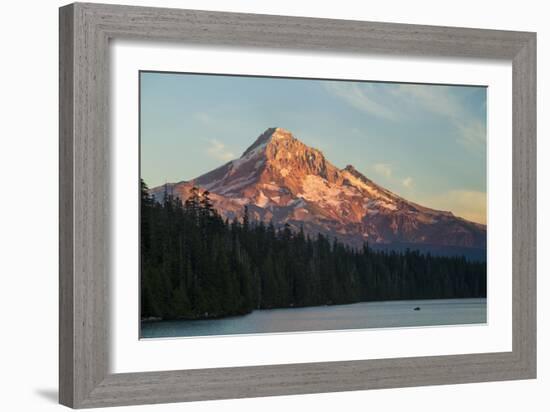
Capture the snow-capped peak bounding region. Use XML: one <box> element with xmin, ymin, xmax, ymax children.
<box><xmin>241</xmin><ymin>127</ymin><xmax>294</xmax><ymax>157</ymax></box>
<box><xmin>157</xmin><ymin>127</ymin><xmax>486</xmax><ymax>251</ymax></box>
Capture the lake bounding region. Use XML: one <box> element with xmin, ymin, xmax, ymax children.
<box><xmin>140</xmin><ymin>298</ymin><xmax>486</xmax><ymax>338</ymax></box>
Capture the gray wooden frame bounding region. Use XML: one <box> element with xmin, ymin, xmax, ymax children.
<box><xmin>59</xmin><ymin>2</ymin><xmax>536</xmax><ymax>408</ymax></box>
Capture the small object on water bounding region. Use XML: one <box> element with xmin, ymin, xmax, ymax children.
<box><xmin>413</xmin><ymin>307</ymin><xmax>421</xmax><ymax>311</ymax></box>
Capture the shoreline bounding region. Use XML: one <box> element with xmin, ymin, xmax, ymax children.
<box><xmin>140</xmin><ymin>296</ymin><xmax>487</xmax><ymax>324</ymax></box>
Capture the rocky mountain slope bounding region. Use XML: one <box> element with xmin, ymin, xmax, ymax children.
<box><xmin>151</xmin><ymin>127</ymin><xmax>486</xmax><ymax>254</ymax></box>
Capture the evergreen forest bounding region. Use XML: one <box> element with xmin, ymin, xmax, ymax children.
<box><xmin>140</xmin><ymin>179</ymin><xmax>486</xmax><ymax>320</ymax></box>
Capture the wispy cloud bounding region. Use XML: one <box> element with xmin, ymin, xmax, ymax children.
<box><xmin>370</xmin><ymin>164</ymin><xmax>413</xmax><ymax>190</ymax></box>
<box><xmin>390</xmin><ymin>84</ymin><xmax>486</xmax><ymax>152</ymax></box>
<box><xmin>373</xmin><ymin>163</ymin><xmax>393</xmax><ymax>178</ymax></box>
<box><xmin>425</xmin><ymin>190</ymin><xmax>487</xmax><ymax>224</ymax></box>
<box><xmin>193</xmin><ymin>112</ymin><xmax>212</xmax><ymax>124</ymax></box>
<box><xmin>402</xmin><ymin>177</ymin><xmax>414</xmax><ymax>188</ymax></box>
<box><xmin>456</xmin><ymin>120</ymin><xmax>486</xmax><ymax>152</ymax></box>
<box><xmin>390</xmin><ymin>84</ymin><xmax>463</xmax><ymax>118</ymax></box>
<box><xmin>324</xmin><ymin>82</ymin><xmax>486</xmax><ymax>152</ymax></box>
<box><xmin>206</xmin><ymin>139</ymin><xmax>235</xmax><ymax>161</ymax></box>
<box><xmin>323</xmin><ymin>82</ymin><xmax>397</xmax><ymax>121</ymax></box>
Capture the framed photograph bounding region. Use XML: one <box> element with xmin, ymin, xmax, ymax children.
<box><xmin>59</xmin><ymin>2</ymin><xmax>536</xmax><ymax>408</ymax></box>
<box><xmin>138</xmin><ymin>72</ymin><xmax>489</xmax><ymax>339</ymax></box>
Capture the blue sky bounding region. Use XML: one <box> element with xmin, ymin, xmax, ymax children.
<box><xmin>140</xmin><ymin>72</ymin><xmax>487</xmax><ymax>224</ymax></box>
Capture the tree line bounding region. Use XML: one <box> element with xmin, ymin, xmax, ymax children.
<box><xmin>140</xmin><ymin>179</ymin><xmax>486</xmax><ymax>320</ymax></box>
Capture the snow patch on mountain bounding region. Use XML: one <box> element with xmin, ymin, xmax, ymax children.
<box><xmin>280</xmin><ymin>167</ymin><xmax>291</xmax><ymax>177</ymax></box>
<box><xmin>229</xmin><ymin>145</ymin><xmax>265</xmax><ymax>175</ymax></box>
<box><xmin>256</xmin><ymin>191</ymin><xmax>269</xmax><ymax>207</ymax></box>
<box><xmin>153</xmin><ymin>127</ymin><xmax>486</xmax><ymax>250</ymax></box>
<box><xmin>218</xmin><ymin>174</ymin><xmax>257</xmax><ymax>195</ymax></box>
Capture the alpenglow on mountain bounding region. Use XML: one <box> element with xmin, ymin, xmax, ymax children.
<box><xmin>150</xmin><ymin>128</ymin><xmax>486</xmax><ymax>256</ymax></box>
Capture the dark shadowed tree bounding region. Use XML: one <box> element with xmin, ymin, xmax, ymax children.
<box><xmin>140</xmin><ymin>179</ymin><xmax>487</xmax><ymax>320</ymax></box>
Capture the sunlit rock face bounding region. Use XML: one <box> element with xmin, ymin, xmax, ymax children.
<box><xmin>151</xmin><ymin>128</ymin><xmax>486</xmax><ymax>252</ymax></box>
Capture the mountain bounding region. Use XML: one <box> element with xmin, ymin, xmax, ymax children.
<box><xmin>150</xmin><ymin>127</ymin><xmax>486</xmax><ymax>256</ymax></box>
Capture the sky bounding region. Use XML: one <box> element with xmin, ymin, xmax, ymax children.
<box><xmin>140</xmin><ymin>72</ymin><xmax>487</xmax><ymax>224</ymax></box>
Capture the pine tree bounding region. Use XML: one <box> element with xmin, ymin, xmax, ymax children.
<box><xmin>184</xmin><ymin>186</ymin><xmax>200</xmax><ymax>220</ymax></box>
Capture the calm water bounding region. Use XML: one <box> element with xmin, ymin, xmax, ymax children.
<box><xmin>140</xmin><ymin>298</ymin><xmax>486</xmax><ymax>338</ymax></box>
